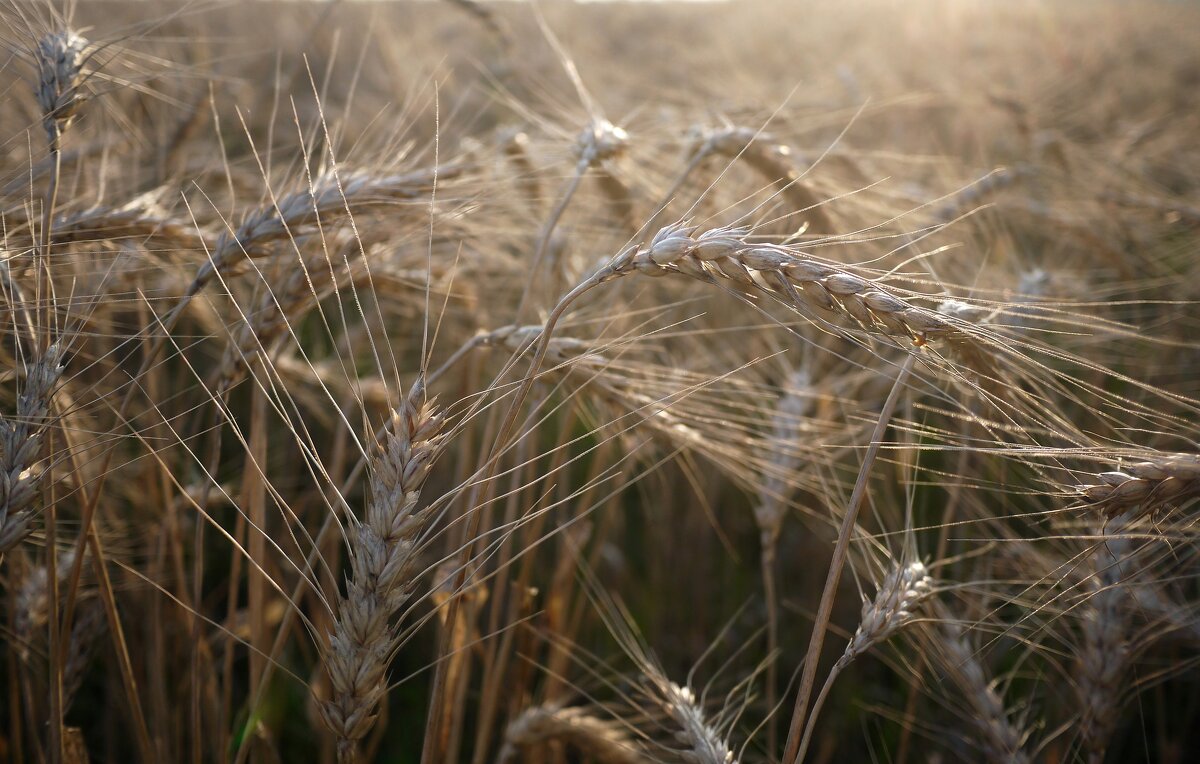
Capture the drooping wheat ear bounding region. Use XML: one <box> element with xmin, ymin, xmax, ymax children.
<box><xmin>1077</xmin><ymin>516</ymin><xmax>1132</xmax><ymax>764</ymax></box>
<box><xmin>576</xmin><ymin>119</ymin><xmax>629</xmax><ymax>169</ymax></box>
<box><xmin>592</xmin><ymin>222</ymin><xmax>1000</xmax><ymax>381</ymax></box>
<box><xmin>498</xmin><ymin>129</ymin><xmax>542</xmax><ymax>212</ymax></box>
<box><xmin>216</xmin><ymin>234</ymin><xmax>369</xmax><ymax>390</ymax></box>
<box><xmin>34</xmin><ymin>31</ymin><xmax>89</xmax><ymax>151</ymax></box>
<box><xmin>689</xmin><ymin>126</ymin><xmax>834</xmax><ymax>233</ymax></box>
<box><xmin>836</xmin><ymin>559</ymin><xmax>933</xmax><ymax>670</ymax></box>
<box><xmin>52</xmin><ymin>194</ymin><xmax>208</xmax><ymax>250</ymax></box>
<box><xmin>1098</xmin><ymin>190</ymin><xmax>1200</xmax><ymax>227</ymax></box>
<box><xmin>61</xmin><ymin>598</ymin><xmax>104</xmax><ymax>715</ymax></box>
<box><xmin>318</xmin><ymin>383</ymin><xmax>448</xmax><ymax>762</ymax></box>
<box><xmin>198</xmin><ymin>164</ymin><xmax>462</xmax><ymax>290</ymax></box>
<box><xmin>931</xmin><ymin>610</ymin><xmax>1030</xmax><ymax>764</ymax></box>
<box><xmin>1</xmin><ymin>344</ymin><xmax>65</xmax><ymax>553</ymax></box>
<box><xmin>1076</xmin><ymin>453</ymin><xmax>1200</xmax><ymax>520</ymax></box>
<box><xmin>517</xmin><ymin>118</ymin><xmax>629</xmax><ymax>319</ymax></box>
<box><xmin>926</xmin><ymin>166</ymin><xmax>1026</xmax><ymax>225</ymax></box>
<box><xmin>497</xmin><ymin>704</ymin><xmax>644</xmax><ymax>764</ymax></box>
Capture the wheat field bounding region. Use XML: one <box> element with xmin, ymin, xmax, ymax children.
<box><xmin>2</xmin><ymin>0</ymin><xmax>1200</xmax><ymax>762</ymax></box>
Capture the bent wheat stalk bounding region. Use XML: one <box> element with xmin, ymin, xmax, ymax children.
<box><xmin>781</xmin><ymin>353</ymin><xmax>915</xmax><ymax>764</ymax></box>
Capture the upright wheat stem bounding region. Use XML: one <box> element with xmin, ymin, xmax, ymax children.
<box><xmin>782</xmin><ymin>354</ymin><xmax>916</xmax><ymax>764</ymax></box>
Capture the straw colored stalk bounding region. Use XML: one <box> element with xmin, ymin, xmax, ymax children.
<box><xmin>497</xmin><ymin>704</ymin><xmax>643</xmax><ymax>764</ymax></box>
<box><xmin>1</xmin><ymin>344</ymin><xmax>65</xmax><ymax>553</ymax></box>
<box><xmin>318</xmin><ymin>384</ymin><xmax>448</xmax><ymax>762</ymax></box>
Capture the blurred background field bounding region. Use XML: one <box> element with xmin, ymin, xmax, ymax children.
<box><xmin>2</xmin><ymin>1</ymin><xmax>1199</xmax><ymax>762</ymax></box>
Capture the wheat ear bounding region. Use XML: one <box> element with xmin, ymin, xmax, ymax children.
<box><xmin>929</xmin><ymin>606</ymin><xmax>1030</xmax><ymax>764</ymax></box>
<box><xmin>755</xmin><ymin>369</ymin><xmax>813</xmax><ymax>751</ymax></box>
<box><xmin>517</xmin><ymin>118</ymin><xmax>628</xmax><ymax>320</ymax></box>
<box><xmin>34</xmin><ymin>31</ymin><xmax>89</xmax><ymax>152</ymax></box>
<box><xmin>1077</xmin><ymin>453</ymin><xmax>1200</xmax><ymax>520</ymax></box>
<box><xmin>652</xmin><ymin>680</ymin><xmax>737</xmax><ymax>764</ymax></box>
<box><xmin>497</xmin><ymin>704</ymin><xmax>644</xmax><ymax>764</ymax></box>
<box><xmin>52</xmin><ymin>194</ymin><xmax>207</xmax><ymax>250</ymax></box>
<box><xmin>198</xmin><ymin>165</ymin><xmax>461</xmax><ymax>290</ymax></box>
<box><xmin>588</xmin><ymin>223</ymin><xmax>998</xmax><ymax>381</ymax></box>
<box><xmin>1077</xmin><ymin>516</ymin><xmax>1132</xmax><ymax>764</ymax></box>
<box><xmin>690</xmin><ymin>126</ymin><xmax>835</xmax><ymax>233</ymax></box>
<box><xmin>318</xmin><ymin>382</ymin><xmax>448</xmax><ymax>761</ymax></box>
<box><xmin>1</xmin><ymin>344</ymin><xmax>65</xmax><ymax>554</ymax></box>
<box><xmin>796</xmin><ymin>559</ymin><xmax>932</xmax><ymax>761</ymax></box>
